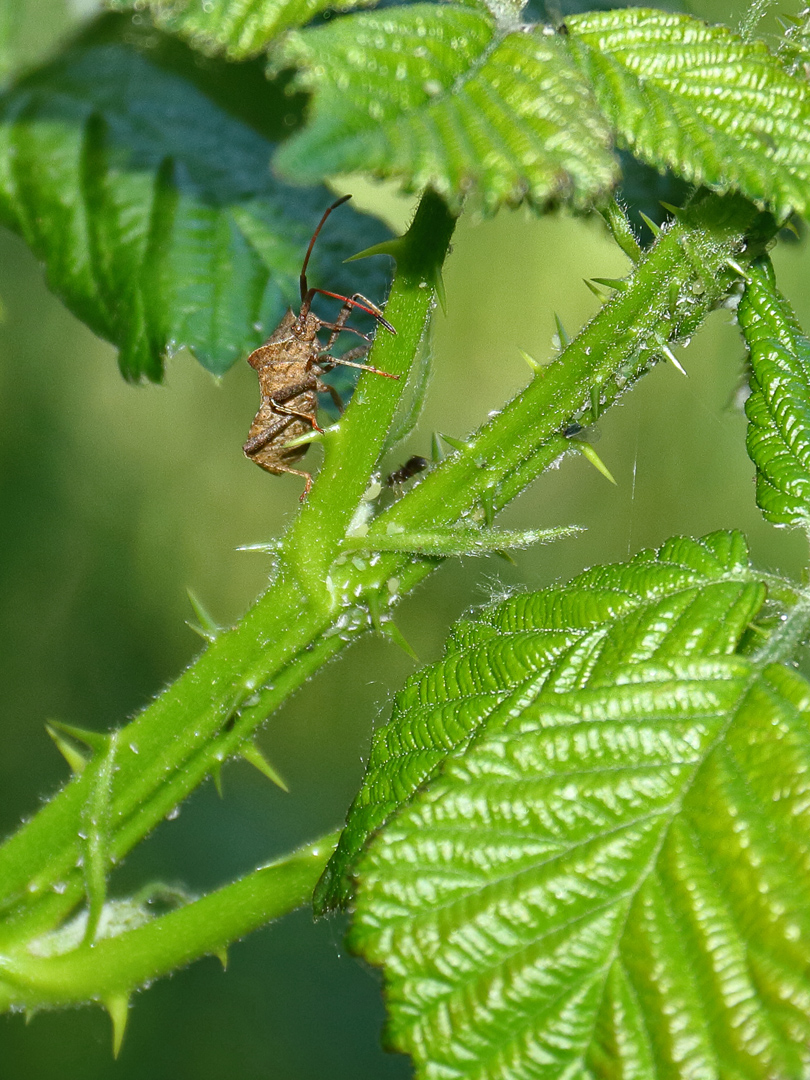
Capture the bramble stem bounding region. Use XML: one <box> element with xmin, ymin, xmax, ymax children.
<box><xmin>0</xmin><ymin>190</ymin><xmax>776</xmax><ymax>1012</ymax></box>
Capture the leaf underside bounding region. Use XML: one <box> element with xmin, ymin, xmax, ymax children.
<box><xmin>340</xmin><ymin>531</ymin><xmax>810</xmax><ymax>1079</ymax></box>
<box><xmin>739</xmin><ymin>256</ymin><xmax>810</xmax><ymax>528</ymax></box>
<box><xmin>0</xmin><ymin>14</ymin><xmax>392</xmax><ymax>380</ymax></box>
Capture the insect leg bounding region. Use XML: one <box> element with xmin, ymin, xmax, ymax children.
<box><xmin>317</xmin><ymin>381</ymin><xmax>344</xmax><ymax>414</ymax></box>
<box><xmin>321</xmin><ymin>297</ymin><xmax>363</xmax><ymax>352</ymax></box>
<box><xmin>322</xmin><ymin>346</ymin><xmax>399</xmax><ymax>380</ymax></box>
<box><xmin>243</xmin><ymin>402</ymin><xmax>321</xmax><ymax>458</ymax></box>
<box><xmin>304</xmin><ymin>289</ymin><xmax>396</xmax><ymax>337</ymax></box>
<box><xmin>270</xmin><ymin>398</ymin><xmax>323</xmax><ymax>432</ymax></box>
<box><xmin>247</xmin><ymin>454</ymin><xmax>315</xmax><ymax>501</ymax></box>
<box><xmin>332</xmin><ymin>346</ymin><xmax>369</xmax><ymax>364</ymax></box>
<box><xmin>320</xmin><ymin>293</ymin><xmax>392</xmax><ymax>350</ymax></box>
<box><xmin>274</xmin><ymin>464</ymin><xmax>314</xmax><ymax>501</ymax></box>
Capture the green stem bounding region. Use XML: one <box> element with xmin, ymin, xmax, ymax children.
<box><xmin>0</xmin><ymin>190</ymin><xmax>457</xmax><ymax>948</ymax></box>
<box><xmin>0</xmin><ymin>191</ymin><xmax>777</xmax><ymax>1007</ymax></box>
<box><xmin>0</xmin><ymin>832</ymin><xmax>338</xmax><ymax>1010</ymax></box>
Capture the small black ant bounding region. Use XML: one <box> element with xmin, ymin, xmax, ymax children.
<box><xmin>386</xmin><ymin>455</ymin><xmax>429</xmax><ymax>488</ymax></box>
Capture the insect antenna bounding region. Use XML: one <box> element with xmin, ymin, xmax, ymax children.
<box><xmin>299</xmin><ymin>195</ymin><xmax>396</xmax><ymax>335</ymax></box>
<box><xmin>300</xmin><ymin>194</ymin><xmax>353</xmax><ymax>302</ymax></box>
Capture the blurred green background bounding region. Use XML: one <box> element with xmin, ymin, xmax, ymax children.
<box><xmin>1</xmin><ymin>1</ymin><xmax>808</xmax><ymax>1077</ymax></box>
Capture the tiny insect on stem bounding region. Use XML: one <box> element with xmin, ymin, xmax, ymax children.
<box><xmin>386</xmin><ymin>455</ymin><xmax>430</xmax><ymax>488</ymax></box>
<box><xmin>243</xmin><ymin>196</ymin><xmax>398</xmax><ymax>500</ymax></box>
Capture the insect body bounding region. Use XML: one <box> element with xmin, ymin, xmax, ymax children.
<box><xmin>243</xmin><ymin>195</ymin><xmax>397</xmax><ymax>499</ymax></box>
<box><xmin>386</xmin><ymin>455</ymin><xmax>429</xmax><ymax>488</ymax></box>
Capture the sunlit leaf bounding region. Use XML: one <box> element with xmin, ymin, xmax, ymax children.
<box><xmin>274</xmin><ymin>4</ymin><xmax>618</xmax><ymax>214</ymax></box>
<box><xmin>347</xmin><ymin>533</ymin><xmax>810</xmax><ymax>1079</ymax></box>
<box><xmin>739</xmin><ymin>256</ymin><xmax>810</xmax><ymax>528</ymax></box>
<box><xmin>566</xmin><ymin>9</ymin><xmax>810</xmax><ymax>219</ymax></box>
<box><xmin>274</xmin><ymin>5</ymin><xmax>810</xmax><ymax>218</ymax></box>
<box><xmin>315</xmin><ymin>531</ymin><xmax>760</xmax><ymax>912</ymax></box>
<box><xmin>0</xmin><ymin>14</ymin><xmax>392</xmax><ymax>380</ymax></box>
<box><xmin>106</xmin><ymin>0</ymin><xmax>376</xmax><ymax>59</ymax></box>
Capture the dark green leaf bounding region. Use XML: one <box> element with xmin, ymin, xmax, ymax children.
<box><xmin>739</xmin><ymin>256</ymin><xmax>810</xmax><ymax>527</ymax></box>
<box><xmin>347</xmin><ymin>534</ymin><xmax>810</xmax><ymax>1080</ymax></box>
<box><xmin>274</xmin><ymin>4</ymin><xmax>618</xmax><ymax>214</ymax></box>
<box><xmin>315</xmin><ymin>531</ymin><xmax>760</xmax><ymax>912</ymax></box>
<box><xmin>0</xmin><ymin>14</ymin><xmax>392</xmax><ymax>379</ymax></box>
<box><xmin>566</xmin><ymin>9</ymin><xmax>810</xmax><ymax>219</ymax></box>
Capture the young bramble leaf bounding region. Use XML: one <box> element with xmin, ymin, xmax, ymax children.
<box><xmin>274</xmin><ymin>4</ymin><xmax>810</xmax><ymax>218</ymax></box>
<box><xmin>347</xmin><ymin>535</ymin><xmax>810</xmax><ymax>1079</ymax></box>
<box><xmin>739</xmin><ymin>257</ymin><xmax>810</xmax><ymax>529</ymax></box>
<box><xmin>566</xmin><ymin>9</ymin><xmax>810</xmax><ymax>220</ymax></box>
<box><xmin>352</xmin><ymin>661</ymin><xmax>810</xmax><ymax>1079</ymax></box>
<box><xmin>273</xmin><ymin>5</ymin><xmax>618</xmax><ymax>214</ymax></box>
<box><xmin>106</xmin><ymin>0</ymin><xmax>376</xmax><ymax>59</ymax></box>
<box><xmin>314</xmin><ymin>531</ymin><xmax>762</xmax><ymax>912</ymax></box>
<box><xmin>0</xmin><ymin>14</ymin><xmax>391</xmax><ymax>380</ymax></box>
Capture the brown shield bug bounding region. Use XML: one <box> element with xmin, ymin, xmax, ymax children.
<box><xmin>243</xmin><ymin>195</ymin><xmax>397</xmax><ymax>499</ymax></box>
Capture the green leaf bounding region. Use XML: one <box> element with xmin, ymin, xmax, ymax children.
<box><xmin>348</xmin><ymin>537</ymin><xmax>810</xmax><ymax>1080</ymax></box>
<box><xmin>106</xmin><ymin>0</ymin><xmax>376</xmax><ymax>59</ymax></box>
<box><xmin>566</xmin><ymin>9</ymin><xmax>810</xmax><ymax>220</ymax></box>
<box><xmin>739</xmin><ymin>256</ymin><xmax>810</xmax><ymax>528</ymax></box>
<box><xmin>0</xmin><ymin>14</ymin><xmax>392</xmax><ymax>380</ymax></box>
<box><xmin>274</xmin><ymin>5</ymin><xmax>810</xmax><ymax>217</ymax></box>
<box><xmin>315</xmin><ymin>531</ymin><xmax>762</xmax><ymax>912</ymax></box>
<box><xmin>273</xmin><ymin>5</ymin><xmax>618</xmax><ymax>214</ymax></box>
